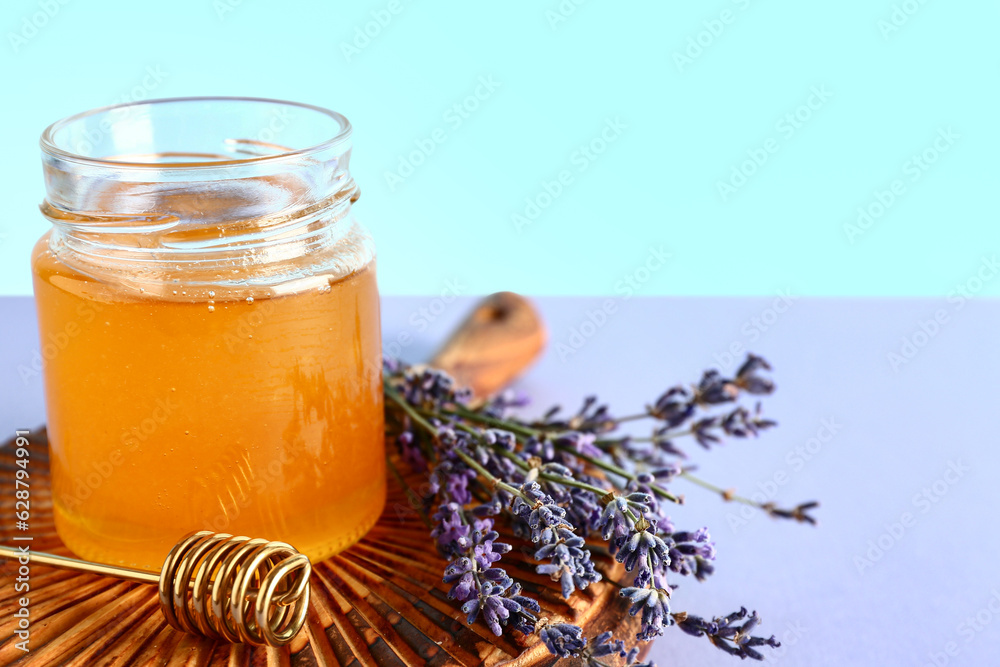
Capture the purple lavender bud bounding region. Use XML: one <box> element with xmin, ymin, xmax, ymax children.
<box><xmin>470</xmin><ymin>516</ymin><xmax>493</xmax><ymax>535</ymax></box>
<box><xmin>620</xmin><ymin>587</ymin><xmax>672</xmax><ymax>641</ymax></box>
<box><xmin>695</xmin><ymin>370</ymin><xmax>739</xmax><ymax>405</ymax></box>
<box><xmin>539</xmin><ymin>623</ymin><xmax>587</xmax><ymax>658</ymax></box>
<box><xmin>720</xmin><ymin>607</ymin><xmax>748</xmax><ymax>627</ymax></box>
<box><xmin>668</xmin><ymin>526</ymin><xmax>717</xmax><ymax>570</ymax></box>
<box><xmin>736</xmin><ymin>354</ymin><xmax>774</xmax><ymax>395</ymax></box>
<box><xmin>471</xmin><ymin>500</ymin><xmax>502</xmax><ymax>517</ymax></box>
<box><xmin>721</xmin><ymin>406</ymin><xmax>753</xmax><ymax>437</ymax></box>
<box><xmin>395</xmin><ymin>430</ymin><xmax>426</xmax><ymax>471</ymax></box>
<box><xmin>502</xmin><ymin>389</ymin><xmax>531</xmax><ymax>408</ymax></box>
<box><xmin>554</xmin><ymin>432</ymin><xmax>603</xmax><ymax>458</ymax></box>
<box><xmin>691</xmin><ymin>417</ymin><xmax>722</xmax><ymax>449</ymax></box>
<box><xmin>482</xmin><ymin>428</ymin><xmax>517</xmax><ymax>451</ymax></box>
<box><xmin>482</xmin><ymin>593</ymin><xmax>508</xmax><ymax>635</ymax></box>
<box><xmin>461</xmin><ymin>598</ymin><xmax>480</xmax><ymax>625</ymax></box>
<box><xmin>586</xmin><ymin>631</ymin><xmax>625</xmax><ymax>659</ymax></box>
<box><xmin>649</xmin><ymin>387</ymin><xmax>695</xmax><ymax>427</ymax></box>
<box><xmin>565</xmin><ymin>487</ymin><xmax>602</xmax><ymax>531</ymax></box>
<box><xmin>446</xmin><ymin>571</ymin><xmax>475</xmax><ymax>601</ymax></box>
<box><xmin>522</xmin><ymin>436</ymin><xmax>555</xmax><ymax>461</ymax></box>
<box><xmin>625</xmin><ymin>491</ymin><xmax>653</xmax><ymax>509</ymax></box>
<box><xmin>674</xmin><ymin>605</ymin><xmax>778</xmax><ymax>659</ymax></box>
<box><xmin>695</xmin><ymin>557</ymin><xmax>715</xmax><ymax>581</ymax></box>
<box><xmin>431</xmin><ymin>502</ymin><xmax>472</xmax><ymax>556</ymax></box>
<box><xmin>483</xmin><ymin>389</ymin><xmax>531</xmax><ymax>416</ymax></box>
<box><xmin>541</xmin><ymin>462</ymin><xmax>575</xmax><ymax>478</ymax></box>
<box><xmin>616</xmin><ymin>529</ymin><xmax>671</xmax><ymax>573</ymax></box>
<box><xmin>738</xmin><ymin>611</ymin><xmax>760</xmax><ymax>637</ymax></box>
<box><xmin>655</xmin><ymin>438</ymin><xmax>688</xmax><ymax>458</ymax></box>
<box><xmin>596</xmin><ymin>496</ymin><xmax>636</xmax><ymax>541</ymax></box>
<box><xmin>446</xmin><ymin>469</ymin><xmax>477</xmax><ymax>505</ymax></box>
<box><xmin>651</xmin><ymin>464</ymin><xmax>681</xmax><ymax>481</ymax></box>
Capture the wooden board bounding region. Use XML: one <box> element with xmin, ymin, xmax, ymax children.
<box><xmin>0</xmin><ymin>430</ymin><xmax>646</xmax><ymax>666</ymax></box>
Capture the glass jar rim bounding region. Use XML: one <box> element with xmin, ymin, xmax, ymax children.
<box><xmin>40</xmin><ymin>96</ymin><xmax>352</xmax><ymax>170</ymax></box>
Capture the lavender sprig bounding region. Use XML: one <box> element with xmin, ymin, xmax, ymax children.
<box><xmin>384</xmin><ymin>353</ymin><xmax>813</xmax><ymax>661</ymax></box>
<box><xmin>675</xmin><ymin>608</ymin><xmax>781</xmax><ymax>660</ymax></box>
<box><xmin>539</xmin><ymin>624</ymin><xmax>657</xmax><ymax>667</ymax></box>
<box><xmin>432</xmin><ymin>482</ymin><xmax>539</xmax><ymax>636</ymax></box>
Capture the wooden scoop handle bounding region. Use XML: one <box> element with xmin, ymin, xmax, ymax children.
<box><xmin>430</xmin><ymin>292</ymin><xmax>546</xmax><ymax>397</ymax></box>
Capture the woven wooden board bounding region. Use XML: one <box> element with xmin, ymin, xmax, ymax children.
<box><xmin>0</xmin><ymin>430</ymin><xmax>647</xmax><ymax>666</ymax></box>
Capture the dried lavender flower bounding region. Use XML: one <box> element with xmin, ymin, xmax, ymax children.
<box><xmin>621</xmin><ymin>586</ymin><xmax>673</xmax><ymax>641</ymax></box>
<box><xmin>382</xmin><ymin>353</ymin><xmax>810</xmax><ymax>662</ymax></box>
<box><xmin>675</xmin><ymin>607</ymin><xmax>781</xmax><ymax>660</ymax></box>
<box><xmin>539</xmin><ymin>622</ymin><xmax>588</xmax><ymax>658</ymax></box>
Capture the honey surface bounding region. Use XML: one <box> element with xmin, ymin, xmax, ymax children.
<box><xmin>32</xmin><ymin>234</ymin><xmax>385</xmax><ymax>570</ymax></box>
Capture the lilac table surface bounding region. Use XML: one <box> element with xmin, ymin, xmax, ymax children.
<box><xmin>2</xmin><ymin>294</ymin><xmax>999</xmax><ymax>667</ymax></box>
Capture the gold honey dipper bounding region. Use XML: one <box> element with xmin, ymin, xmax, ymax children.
<box><xmin>0</xmin><ymin>530</ymin><xmax>311</xmax><ymax>647</ymax></box>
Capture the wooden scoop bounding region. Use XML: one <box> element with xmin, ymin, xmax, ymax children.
<box><xmin>430</xmin><ymin>291</ymin><xmax>547</xmax><ymax>397</ymax></box>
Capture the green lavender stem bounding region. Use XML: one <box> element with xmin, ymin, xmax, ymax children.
<box><xmin>679</xmin><ymin>471</ymin><xmax>764</xmax><ymax>509</ymax></box>
<box><xmin>436</xmin><ymin>401</ymin><xmax>683</xmax><ymax>505</ymax></box>
<box><xmin>552</xmin><ymin>444</ymin><xmax>682</xmax><ymax>505</ymax></box>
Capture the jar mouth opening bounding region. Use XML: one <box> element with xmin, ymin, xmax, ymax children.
<box><xmin>40</xmin><ymin>96</ymin><xmax>352</xmax><ymax>170</ymax></box>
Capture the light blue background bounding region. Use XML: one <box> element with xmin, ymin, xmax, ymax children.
<box><xmin>0</xmin><ymin>0</ymin><xmax>997</xmax><ymax>297</ymax></box>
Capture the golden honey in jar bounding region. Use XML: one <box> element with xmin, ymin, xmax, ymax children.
<box><xmin>32</xmin><ymin>97</ymin><xmax>385</xmax><ymax>570</ymax></box>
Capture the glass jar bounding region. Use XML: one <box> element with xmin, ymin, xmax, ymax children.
<box><xmin>32</xmin><ymin>97</ymin><xmax>385</xmax><ymax>570</ymax></box>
